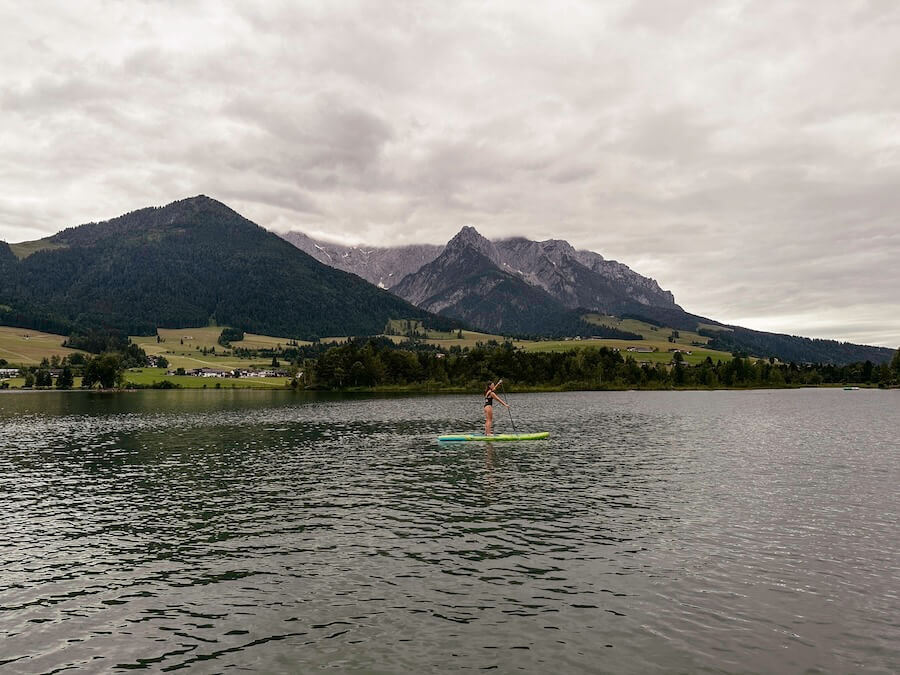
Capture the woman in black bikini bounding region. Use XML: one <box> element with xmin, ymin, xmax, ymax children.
<box><xmin>483</xmin><ymin>380</ymin><xmax>509</xmax><ymax>436</ymax></box>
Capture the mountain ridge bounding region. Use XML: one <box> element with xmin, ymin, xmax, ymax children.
<box><xmin>390</xmin><ymin>240</ymin><xmax>617</xmax><ymax>337</ymax></box>
<box><xmin>283</xmin><ymin>225</ymin><xmax>678</xmax><ymax>314</ymax></box>
<box><xmin>280</xmin><ymin>230</ymin><xmax>442</xmax><ymax>289</ymax></box>
<box><xmin>284</xmin><ymin>225</ymin><xmax>895</xmax><ymax>364</ymax></box>
<box><xmin>388</xmin><ymin>225</ymin><xmax>686</xmax><ymax>338</ymax></box>
<box><xmin>0</xmin><ymin>196</ymin><xmax>453</xmax><ymax>339</ymax></box>
<box><xmin>2</xmin><ymin>198</ymin><xmax>894</xmax><ymax>365</ymax></box>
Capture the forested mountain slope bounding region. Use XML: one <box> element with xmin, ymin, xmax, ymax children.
<box><xmin>0</xmin><ymin>196</ymin><xmax>449</xmax><ymax>338</ymax></box>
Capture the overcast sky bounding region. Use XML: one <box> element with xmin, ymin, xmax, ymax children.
<box><xmin>1</xmin><ymin>1</ymin><xmax>898</xmax><ymax>347</ymax></box>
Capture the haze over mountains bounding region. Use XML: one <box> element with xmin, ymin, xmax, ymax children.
<box><xmin>281</xmin><ymin>231</ymin><xmax>442</xmax><ymax>291</ymax></box>
<box><xmin>0</xmin><ymin>195</ymin><xmax>893</xmax><ymax>365</ymax></box>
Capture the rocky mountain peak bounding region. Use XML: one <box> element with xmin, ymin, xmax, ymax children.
<box><xmin>446</xmin><ymin>226</ymin><xmax>500</xmax><ymax>264</ymax></box>
<box><xmin>448</xmin><ymin>225</ymin><xmax>486</xmax><ymax>247</ymax></box>
<box><xmin>286</xmin><ymin>226</ymin><xmax>679</xmax><ymax>316</ymax></box>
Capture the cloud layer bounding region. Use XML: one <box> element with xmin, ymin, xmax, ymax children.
<box><xmin>1</xmin><ymin>0</ymin><xmax>898</xmax><ymax>347</ymax></box>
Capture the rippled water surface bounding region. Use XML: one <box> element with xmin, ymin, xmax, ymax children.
<box><xmin>1</xmin><ymin>389</ymin><xmax>898</xmax><ymax>673</ymax></box>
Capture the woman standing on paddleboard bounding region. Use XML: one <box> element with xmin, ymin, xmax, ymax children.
<box><xmin>483</xmin><ymin>380</ymin><xmax>509</xmax><ymax>436</ymax></box>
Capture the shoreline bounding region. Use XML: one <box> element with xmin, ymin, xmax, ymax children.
<box><xmin>2</xmin><ymin>383</ymin><xmax>894</xmax><ymax>395</ymax></box>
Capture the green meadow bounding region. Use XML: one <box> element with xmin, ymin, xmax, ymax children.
<box><xmin>8</xmin><ymin>238</ymin><xmax>69</xmax><ymax>260</ymax></box>
<box><xmin>131</xmin><ymin>327</ymin><xmax>302</xmax><ymax>371</ymax></box>
<box><xmin>124</xmin><ymin>369</ymin><xmax>290</xmax><ymax>389</ymax></box>
<box><xmin>1</xmin><ymin>313</ymin><xmax>740</xmax><ymax>391</ymax></box>
<box><xmin>0</xmin><ymin>326</ymin><xmax>86</xmax><ymax>365</ymax></box>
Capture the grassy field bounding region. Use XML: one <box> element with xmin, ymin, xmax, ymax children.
<box><xmin>8</xmin><ymin>238</ymin><xmax>68</xmax><ymax>260</ymax></box>
<box><xmin>583</xmin><ymin>314</ymin><xmax>713</xmax><ymax>345</ymax></box>
<box><xmin>153</xmin><ymin>353</ymin><xmax>279</xmax><ymax>370</ymax></box>
<box><xmin>135</xmin><ymin>326</ymin><xmax>308</xmax><ymax>351</ymax></box>
<box><xmin>1</xmin><ymin>313</ymin><xmax>739</xmax><ymax>375</ymax></box>
<box><xmin>1</xmin><ymin>377</ymin><xmax>85</xmax><ymax>389</ymax></box>
<box><xmin>124</xmin><ymin>368</ymin><xmax>290</xmax><ymax>389</ymax></box>
<box><xmin>133</xmin><ymin>327</ymin><xmax>306</xmax><ymax>370</ymax></box>
<box><xmin>385</xmin><ymin>319</ymin><xmax>471</xmax><ymax>342</ymax></box>
<box><xmin>0</xmin><ymin>326</ymin><xmax>86</xmax><ymax>365</ymax></box>
<box><xmin>133</xmin><ymin>339</ymin><xmax>272</xmax><ymax>371</ymax></box>
<box><xmin>1</xmin><ymin>372</ymin><xmax>287</xmax><ymax>389</ymax></box>
<box><xmin>141</xmin><ymin>323</ymin><xmax>733</xmax><ymax>366</ymax></box>
<box><xmin>518</xmin><ymin>338</ymin><xmax>732</xmax><ymax>364</ymax></box>
<box><xmin>423</xmin><ymin>330</ymin><xmax>522</xmax><ymax>350</ymax></box>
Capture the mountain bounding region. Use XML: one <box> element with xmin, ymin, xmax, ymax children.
<box><xmin>389</xmin><ymin>228</ymin><xmax>638</xmax><ymax>337</ymax></box>
<box><xmin>0</xmin><ymin>196</ymin><xmax>450</xmax><ymax>339</ymax></box>
<box><xmin>285</xmin><ymin>226</ymin><xmax>677</xmax><ymax>315</ymax></box>
<box><xmin>4</xmin><ymin>201</ymin><xmax>892</xmax><ymax>365</ymax></box>
<box><xmin>390</xmin><ymin>231</ymin><xmax>572</xmax><ymax>335</ymax></box>
<box><xmin>296</xmin><ymin>225</ymin><xmax>895</xmax><ymax>364</ymax></box>
<box><xmin>391</xmin><ymin>226</ymin><xmax>681</xmax><ymax>335</ymax></box>
<box><xmin>697</xmin><ymin>324</ymin><xmax>894</xmax><ymax>365</ymax></box>
<box><xmin>493</xmin><ymin>236</ymin><xmax>677</xmax><ymax>310</ymax></box>
<box><xmin>281</xmin><ymin>231</ymin><xmax>442</xmax><ymax>289</ymax></box>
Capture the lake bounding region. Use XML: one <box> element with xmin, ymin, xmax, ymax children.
<box><xmin>1</xmin><ymin>389</ymin><xmax>897</xmax><ymax>673</ymax></box>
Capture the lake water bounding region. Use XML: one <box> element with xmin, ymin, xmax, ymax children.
<box><xmin>0</xmin><ymin>389</ymin><xmax>897</xmax><ymax>673</ymax></box>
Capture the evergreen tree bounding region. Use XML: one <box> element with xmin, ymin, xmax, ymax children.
<box><xmin>56</xmin><ymin>366</ymin><xmax>74</xmax><ymax>389</ymax></box>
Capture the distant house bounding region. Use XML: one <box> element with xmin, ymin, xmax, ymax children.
<box><xmin>0</xmin><ymin>368</ymin><xmax>20</xmax><ymax>378</ymax></box>
<box><xmin>627</xmin><ymin>346</ymin><xmax>653</xmax><ymax>353</ymax></box>
<box><xmin>191</xmin><ymin>367</ymin><xmax>229</xmax><ymax>378</ymax></box>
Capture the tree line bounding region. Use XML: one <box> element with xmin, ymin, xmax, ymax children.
<box><xmin>7</xmin><ymin>336</ymin><xmax>900</xmax><ymax>392</ymax></box>
<box><xmin>10</xmin><ymin>344</ymin><xmax>153</xmax><ymax>390</ymax></box>
<box><xmin>298</xmin><ymin>338</ymin><xmax>900</xmax><ymax>390</ymax></box>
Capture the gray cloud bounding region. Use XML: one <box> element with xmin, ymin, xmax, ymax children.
<box><xmin>0</xmin><ymin>0</ymin><xmax>898</xmax><ymax>347</ymax></box>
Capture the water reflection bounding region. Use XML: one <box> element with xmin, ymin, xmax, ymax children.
<box><xmin>0</xmin><ymin>389</ymin><xmax>897</xmax><ymax>673</ymax></box>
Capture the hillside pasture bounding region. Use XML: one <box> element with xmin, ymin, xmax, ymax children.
<box><xmin>125</xmin><ymin>369</ymin><xmax>290</xmax><ymax>389</ymax></box>
<box><xmin>423</xmin><ymin>329</ymin><xmax>519</xmax><ymax>350</ymax></box>
<box><xmin>518</xmin><ymin>337</ymin><xmax>733</xmax><ymax>365</ymax></box>
<box><xmin>8</xmin><ymin>238</ymin><xmax>69</xmax><ymax>260</ymax></box>
<box><xmin>132</xmin><ymin>327</ymin><xmax>305</xmax><ymax>370</ymax></box>
<box><xmin>0</xmin><ymin>326</ymin><xmax>85</xmax><ymax>365</ymax></box>
<box><xmin>140</xmin><ymin>326</ymin><xmax>306</xmax><ymax>352</ymax></box>
<box><xmin>583</xmin><ymin>314</ymin><xmax>714</xmax><ymax>346</ymax></box>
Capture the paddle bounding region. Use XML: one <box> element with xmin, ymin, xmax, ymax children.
<box><xmin>497</xmin><ymin>379</ymin><xmax>517</xmax><ymax>433</ymax></box>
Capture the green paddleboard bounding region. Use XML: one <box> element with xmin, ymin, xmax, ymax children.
<box><xmin>438</xmin><ymin>432</ymin><xmax>550</xmax><ymax>442</ymax></box>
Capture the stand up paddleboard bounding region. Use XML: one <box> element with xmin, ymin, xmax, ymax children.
<box><xmin>438</xmin><ymin>432</ymin><xmax>550</xmax><ymax>442</ymax></box>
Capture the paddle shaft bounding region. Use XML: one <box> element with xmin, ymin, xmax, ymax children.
<box><xmin>498</xmin><ymin>380</ymin><xmax>516</xmax><ymax>432</ymax></box>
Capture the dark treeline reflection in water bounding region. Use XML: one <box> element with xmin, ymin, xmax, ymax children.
<box><xmin>0</xmin><ymin>389</ymin><xmax>897</xmax><ymax>673</ymax></box>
